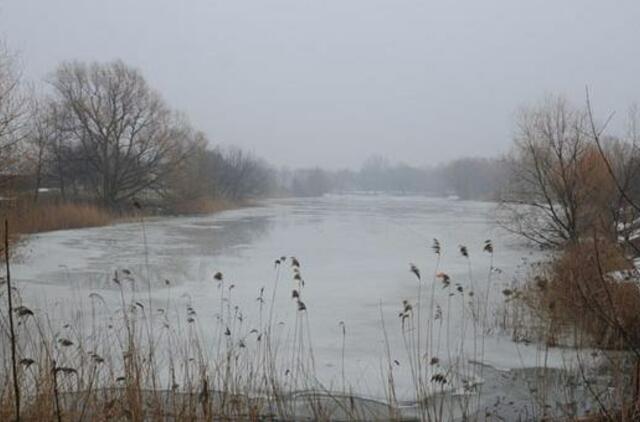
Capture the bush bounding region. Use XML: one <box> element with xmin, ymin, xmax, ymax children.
<box><xmin>522</xmin><ymin>238</ymin><xmax>640</xmax><ymax>350</ymax></box>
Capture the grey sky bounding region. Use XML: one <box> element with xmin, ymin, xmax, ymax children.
<box><xmin>1</xmin><ymin>0</ymin><xmax>639</xmax><ymax>169</ymax></box>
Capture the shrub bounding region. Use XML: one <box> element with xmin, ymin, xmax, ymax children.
<box><xmin>522</xmin><ymin>238</ymin><xmax>640</xmax><ymax>350</ymax></box>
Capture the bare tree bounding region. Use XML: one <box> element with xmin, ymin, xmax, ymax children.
<box><xmin>48</xmin><ymin>60</ymin><xmax>191</xmax><ymax>207</ymax></box>
<box><xmin>25</xmin><ymin>101</ymin><xmax>47</xmax><ymax>202</ymax></box>
<box><xmin>499</xmin><ymin>96</ymin><xmax>619</xmax><ymax>248</ymax></box>
<box><xmin>215</xmin><ymin>147</ymin><xmax>273</xmax><ymax>200</ymax></box>
<box><xmin>23</xmin><ymin>99</ymin><xmax>62</xmax><ymax>202</ymax></box>
<box><xmin>0</xmin><ymin>43</ymin><xmax>27</xmax><ymax>183</ymax></box>
<box><xmin>165</xmin><ymin>132</ymin><xmax>221</xmax><ymax>201</ymax></box>
<box><xmin>291</xmin><ymin>167</ymin><xmax>332</xmax><ymax>197</ymax></box>
<box><xmin>587</xmin><ymin>93</ymin><xmax>640</xmax><ymax>252</ymax></box>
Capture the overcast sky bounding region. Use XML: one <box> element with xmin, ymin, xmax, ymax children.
<box><xmin>1</xmin><ymin>0</ymin><xmax>639</xmax><ymax>169</ymax></box>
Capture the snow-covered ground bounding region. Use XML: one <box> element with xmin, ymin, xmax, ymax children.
<box><xmin>12</xmin><ymin>195</ymin><xmax>583</xmax><ymax>402</ymax></box>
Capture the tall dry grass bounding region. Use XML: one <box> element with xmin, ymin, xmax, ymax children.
<box><xmin>9</xmin><ymin>202</ymin><xmax>115</xmax><ymax>234</ymax></box>
<box><xmin>167</xmin><ymin>197</ymin><xmax>237</xmax><ymax>216</ymax></box>
<box><xmin>494</xmin><ymin>236</ymin><xmax>640</xmax><ymax>421</ymax></box>
<box><xmin>0</xmin><ymin>239</ymin><xmax>498</xmax><ymax>421</ymax></box>
<box><xmin>0</xmin><ymin>231</ymin><xmax>633</xmax><ymax>421</ymax></box>
<box><xmin>0</xmin><ymin>255</ymin><xmax>361</xmax><ymax>421</ymax></box>
<box><xmin>515</xmin><ymin>238</ymin><xmax>640</xmax><ymax>350</ymax></box>
<box><xmin>384</xmin><ymin>240</ymin><xmax>496</xmax><ymax>421</ymax></box>
<box><xmin>0</xmin><ymin>201</ymin><xmax>118</xmax><ymax>262</ymax></box>
<box><xmin>2</xmin><ymin>196</ymin><xmax>240</xmax><ymax>237</ymax></box>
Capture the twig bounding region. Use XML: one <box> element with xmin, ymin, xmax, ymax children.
<box><xmin>4</xmin><ymin>218</ymin><xmax>20</xmax><ymax>421</ymax></box>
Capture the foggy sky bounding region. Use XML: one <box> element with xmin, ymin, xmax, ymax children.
<box><xmin>1</xmin><ymin>0</ymin><xmax>639</xmax><ymax>169</ymax></box>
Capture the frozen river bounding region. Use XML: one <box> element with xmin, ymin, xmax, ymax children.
<box><xmin>14</xmin><ymin>195</ymin><xmax>572</xmax><ymax>402</ymax></box>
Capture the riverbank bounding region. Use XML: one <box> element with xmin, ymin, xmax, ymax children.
<box><xmin>4</xmin><ymin>198</ymin><xmax>244</xmax><ymax>236</ymax></box>
<box><xmin>10</xmin><ymin>359</ymin><xmax>617</xmax><ymax>421</ymax></box>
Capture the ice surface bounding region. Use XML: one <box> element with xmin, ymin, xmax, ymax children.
<box><xmin>13</xmin><ymin>195</ymin><xmax>579</xmax><ymax>400</ymax></box>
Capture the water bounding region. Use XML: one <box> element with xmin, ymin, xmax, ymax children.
<box><xmin>14</xmin><ymin>195</ymin><xmax>563</xmax><ymax>401</ymax></box>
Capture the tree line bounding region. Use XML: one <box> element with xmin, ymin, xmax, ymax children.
<box><xmin>4</xmin><ymin>44</ymin><xmax>639</xmax><ymax>235</ymax></box>
<box><xmin>1</xmin><ymin>52</ymin><xmax>275</xmax><ymax>212</ymax></box>
<box><xmin>2</xmin><ymin>45</ymin><xmax>505</xmax><ymax>213</ymax></box>
<box><xmin>0</xmin><ymin>43</ymin><xmax>553</xmax><ymax>211</ymax></box>
<box><xmin>282</xmin><ymin>94</ymin><xmax>640</xmax><ymax>253</ymax></box>
<box><xmin>280</xmin><ymin>155</ymin><xmax>506</xmax><ymax>200</ymax></box>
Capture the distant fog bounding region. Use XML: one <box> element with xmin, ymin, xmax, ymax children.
<box><xmin>2</xmin><ymin>0</ymin><xmax>640</xmax><ymax>168</ymax></box>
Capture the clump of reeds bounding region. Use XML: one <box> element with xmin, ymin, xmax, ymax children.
<box><xmin>495</xmin><ymin>234</ymin><xmax>640</xmax><ymax>421</ymax></box>
<box><xmin>167</xmin><ymin>197</ymin><xmax>236</xmax><ymax>215</ymax></box>
<box><xmin>380</xmin><ymin>238</ymin><xmax>502</xmax><ymax>421</ymax></box>
<box><xmin>7</xmin><ymin>201</ymin><xmax>115</xmax><ymax>234</ymax></box>
<box><xmin>515</xmin><ymin>237</ymin><xmax>640</xmax><ymax>350</ymax></box>
<box><xmin>4</xmin><ymin>222</ymin><xmax>635</xmax><ymax>421</ymax></box>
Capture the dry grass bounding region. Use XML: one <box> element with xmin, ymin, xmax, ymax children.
<box><xmin>0</xmin><ymin>232</ymin><xmax>635</xmax><ymax>420</ymax></box>
<box><xmin>0</xmin><ymin>240</ymin><xmax>497</xmax><ymax>421</ymax></box>
<box><xmin>518</xmin><ymin>238</ymin><xmax>640</xmax><ymax>350</ymax></box>
<box><xmin>0</xmin><ymin>258</ymin><xmax>348</xmax><ymax>421</ymax></box>
<box><xmin>8</xmin><ymin>202</ymin><xmax>116</xmax><ymax>234</ymax></box>
<box><xmin>168</xmin><ymin>197</ymin><xmax>237</xmax><ymax>215</ymax></box>
<box><xmin>1</xmin><ymin>197</ymin><xmax>240</xmax><ymax>237</ymax></box>
<box><xmin>0</xmin><ymin>201</ymin><xmax>118</xmax><ymax>259</ymax></box>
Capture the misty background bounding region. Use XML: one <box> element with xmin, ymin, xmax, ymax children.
<box><xmin>2</xmin><ymin>3</ymin><xmax>640</xmax><ymax>420</ymax></box>
<box><xmin>2</xmin><ymin>0</ymin><xmax>640</xmax><ymax>171</ymax></box>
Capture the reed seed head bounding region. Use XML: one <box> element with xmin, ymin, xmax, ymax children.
<box><xmin>15</xmin><ymin>305</ymin><xmax>34</xmax><ymax>317</ymax></box>
<box><xmin>459</xmin><ymin>245</ymin><xmax>469</xmax><ymax>258</ymax></box>
<box><xmin>20</xmin><ymin>358</ymin><xmax>35</xmax><ymax>367</ymax></box>
<box><xmin>436</xmin><ymin>272</ymin><xmax>451</xmax><ymax>287</ymax></box>
<box><xmin>432</xmin><ymin>238</ymin><xmax>441</xmax><ymax>255</ymax></box>
<box><xmin>410</xmin><ymin>263</ymin><xmax>421</xmax><ymax>280</ymax></box>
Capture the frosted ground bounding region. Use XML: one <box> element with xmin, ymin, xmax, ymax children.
<box><xmin>11</xmin><ymin>195</ymin><xmax>599</xmax><ymax>417</ymax></box>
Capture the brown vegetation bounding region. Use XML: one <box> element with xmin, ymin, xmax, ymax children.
<box><xmin>0</xmin><ymin>256</ymin><xmax>370</xmax><ymax>421</ymax></box>
<box><xmin>499</xmin><ymin>96</ymin><xmax>633</xmax><ymax>248</ymax></box>
<box><xmin>0</xmin><ymin>197</ymin><xmax>241</xmax><ymax>237</ymax></box>
<box><xmin>495</xmin><ymin>94</ymin><xmax>640</xmax><ymax>420</ymax></box>
<box><xmin>167</xmin><ymin>197</ymin><xmax>237</xmax><ymax>216</ymax></box>
<box><xmin>8</xmin><ymin>201</ymin><xmax>116</xmax><ymax>234</ymax></box>
<box><xmin>520</xmin><ymin>238</ymin><xmax>640</xmax><ymax>350</ymax></box>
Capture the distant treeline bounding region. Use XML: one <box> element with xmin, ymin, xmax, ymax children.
<box><xmin>4</xmin><ymin>51</ymin><xmax>505</xmax><ymax>212</ymax></box>
<box><xmin>279</xmin><ymin>155</ymin><xmax>507</xmax><ymax>200</ymax></box>
<box><xmin>1</xmin><ymin>55</ymin><xmax>276</xmax><ymax>213</ymax></box>
<box><xmin>0</xmin><ymin>42</ymin><xmax>517</xmax><ymax>210</ymax></box>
